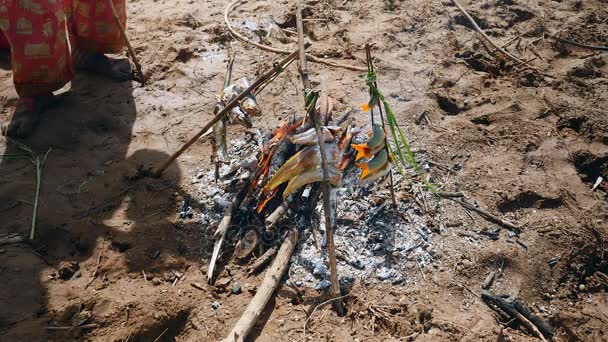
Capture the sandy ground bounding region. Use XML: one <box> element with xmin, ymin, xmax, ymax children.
<box><xmin>1</xmin><ymin>0</ymin><xmax>608</xmax><ymax>341</ymax></box>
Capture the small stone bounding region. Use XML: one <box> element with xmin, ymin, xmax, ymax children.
<box><xmin>211</xmin><ymin>301</ymin><xmax>221</xmax><ymax>310</ymax></box>
<box><xmin>295</xmin><ymin>281</ymin><xmax>303</xmax><ymax>287</ymax></box>
<box><xmin>314</xmin><ymin>280</ymin><xmax>331</xmax><ymax>291</ymax></box>
<box><xmin>152</xmin><ymin>278</ymin><xmax>162</xmax><ymax>286</ymax></box>
<box><xmin>215</xmin><ymin>277</ymin><xmax>232</xmax><ymax>289</ymax></box>
<box><xmin>579</xmin><ymin>284</ymin><xmax>586</xmax><ymax>291</ymax></box>
<box><xmin>150</xmin><ymin>250</ymin><xmax>161</xmax><ymax>259</ymax></box>
<box><xmin>312</xmin><ymin>264</ymin><xmax>328</xmax><ymax>277</ymax></box>
<box><xmin>231</xmin><ymin>284</ymin><xmax>242</xmax><ymax>295</ymax></box>
<box><xmin>548</xmin><ymin>258</ymin><xmax>558</xmax><ymax>268</ymax></box>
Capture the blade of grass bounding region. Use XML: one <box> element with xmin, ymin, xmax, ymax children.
<box><xmin>30</xmin><ymin>148</ymin><xmax>51</xmax><ymax>240</ymax></box>
<box><xmin>1</xmin><ymin>137</ymin><xmax>51</xmax><ymax>240</ymax></box>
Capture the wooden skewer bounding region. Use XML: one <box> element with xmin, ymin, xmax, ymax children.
<box><xmin>152</xmin><ymin>48</ymin><xmax>302</xmax><ymax>177</ymax></box>
<box><xmin>296</xmin><ymin>1</ymin><xmax>345</xmax><ymax>316</ymax></box>
<box><xmin>107</xmin><ymin>0</ymin><xmax>145</xmax><ymax>84</ymax></box>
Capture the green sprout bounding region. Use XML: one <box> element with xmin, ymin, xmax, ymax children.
<box><xmin>1</xmin><ymin>138</ymin><xmax>51</xmax><ymax>240</ymax></box>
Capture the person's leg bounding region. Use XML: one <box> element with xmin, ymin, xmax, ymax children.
<box><xmin>0</xmin><ymin>31</ymin><xmax>9</xmax><ymax>49</ymax></box>
<box><xmin>70</xmin><ymin>0</ymin><xmax>131</xmax><ymax>81</ymax></box>
<box><xmin>0</xmin><ymin>0</ymin><xmax>73</xmax><ymax>137</ymax></box>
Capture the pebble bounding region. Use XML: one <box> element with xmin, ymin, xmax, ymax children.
<box><xmin>548</xmin><ymin>258</ymin><xmax>558</xmax><ymax>268</ymax></box>
<box><xmin>579</xmin><ymin>284</ymin><xmax>586</xmax><ymax>291</ymax></box>
<box><xmin>314</xmin><ymin>280</ymin><xmax>331</xmax><ymax>291</ymax></box>
<box><xmin>232</xmin><ymin>284</ymin><xmax>242</xmax><ymax>295</ymax></box>
<box><xmin>312</xmin><ymin>263</ymin><xmax>328</xmax><ymax>277</ymax></box>
<box><xmin>211</xmin><ymin>301</ymin><xmax>221</xmax><ymax>310</ymax></box>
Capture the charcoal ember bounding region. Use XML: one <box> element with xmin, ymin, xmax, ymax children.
<box><xmin>179</xmin><ymin>207</ymin><xmax>194</xmax><ymax>219</ymax></box>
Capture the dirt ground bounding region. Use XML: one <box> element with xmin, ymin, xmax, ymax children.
<box><xmin>1</xmin><ymin>0</ymin><xmax>608</xmax><ymax>341</ymax></box>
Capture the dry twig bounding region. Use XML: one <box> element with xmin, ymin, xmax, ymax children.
<box><xmin>84</xmin><ymin>238</ymin><xmax>106</xmax><ymax>288</ymax></box>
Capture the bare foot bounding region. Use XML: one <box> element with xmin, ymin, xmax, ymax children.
<box><xmin>73</xmin><ymin>49</ymin><xmax>132</xmax><ymax>81</ymax></box>
<box><xmin>1</xmin><ymin>94</ymin><xmax>56</xmax><ymax>138</ymax></box>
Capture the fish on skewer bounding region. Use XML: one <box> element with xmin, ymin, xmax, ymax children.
<box><xmin>264</xmin><ymin>143</ymin><xmax>341</xmax><ymax>194</ymax></box>
<box><xmin>221</xmin><ymin>77</ymin><xmax>261</xmax><ymax>127</ymax></box>
<box><xmin>290</xmin><ymin>127</ymin><xmax>335</xmax><ymax>145</ymax></box>
<box><xmin>359</xmin><ymin>160</ymin><xmax>392</xmax><ymax>185</ymax></box>
<box><xmin>351</xmin><ymin>124</ymin><xmax>385</xmax><ymax>161</ymax></box>
<box><xmin>356</xmin><ymin>149</ymin><xmax>389</xmax><ymax>180</ymax></box>
<box><xmin>283</xmin><ymin>166</ymin><xmax>342</xmax><ymax>198</ymax></box>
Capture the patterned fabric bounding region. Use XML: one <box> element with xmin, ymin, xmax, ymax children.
<box><xmin>0</xmin><ymin>0</ymin><xmax>125</xmax><ymax>96</ymax></box>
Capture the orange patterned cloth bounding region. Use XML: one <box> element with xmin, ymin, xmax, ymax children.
<box><xmin>0</xmin><ymin>0</ymin><xmax>126</xmax><ymax>96</ymax></box>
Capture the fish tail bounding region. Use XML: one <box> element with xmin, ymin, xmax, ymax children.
<box><xmin>356</xmin><ymin>161</ymin><xmax>371</xmax><ymax>179</ymax></box>
<box><xmin>351</xmin><ymin>143</ymin><xmax>371</xmax><ymax>161</ymax></box>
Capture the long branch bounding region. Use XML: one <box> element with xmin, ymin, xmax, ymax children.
<box><xmin>153</xmin><ymin>49</ymin><xmax>300</xmax><ymax>176</ymax></box>
<box><xmin>296</xmin><ymin>2</ymin><xmax>344</xmax><ymax>316</ymax></box>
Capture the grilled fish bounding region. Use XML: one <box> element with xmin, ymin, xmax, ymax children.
<box><xmin>356</xmin><ymin>149</ymin><xmax>388</xmax><ymax>180</ymax></box>
<box><xmin>265</xmin><ymin>143</ymin><xmax>340</xmax><ymax>193</ymax></box>
<box><xmin>283</xmin><ymin>166</ymin><xmax>342</xmax><ymax>198</ymax></box>
<box><xmin>351</xmin><ymin>124</ymin><xmax>385</xmax><ymax>161</ymax></box>
<box><xmin>360</xmin><ymin>160</ymin><xmax>392</xmax><ymax>185</ymax></box>
<box><xmin>221</xmin><ymin>77</ymin><xmax>261</xmax><ymax>127</ymax></box>
<box><xmin>290</xmin><ymin>127</ymin><xmax>335</xmax><ymax>145</ymax></box>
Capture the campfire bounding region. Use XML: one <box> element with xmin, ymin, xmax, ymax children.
<box><xmin>176</xmin><ymin>33</ymin><xmax>441</xmax><ymax>338</ymax></box>
<box><xmin>143</xmin><ymin>5</ymin><xmax>523</xmax><ymax>339</ymax></box>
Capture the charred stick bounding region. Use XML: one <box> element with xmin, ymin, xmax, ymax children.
<box><xmin>223</xmin><ymin>228</ymin><xmax>298</xmax><ymax>342</ymax></box>
<box><xmin>248</xmin><ymin>246</ymin><xmax>278</xmax><ymax>275</ymax></box>
<box><xmin>265</xmin><ymin>201</ymin><xmax>289</xmax><ymax>230</ymax></box>
<box><xmin>512</xmin><ymin>300</ymin><xmax>555</xmax><ymax>339</ymax></box>
<box><xmin>209</xmin><ymin>176</ymin><xmax>255</xmax><ymax>283</ymax></box>
<box><xmin>153</xmin><ymin>48</ymin><xmax>303</xmax><ymax>177</ymax></box>
<box><xmin>296</xmin><ymin>3</ymin><xmax>344</xmax><ymax>316</ymax></box>
<box><xmin>448</xmin><ymin>197</ymin><xmax>522</xmax><ymax>233</ymax></box>
<box><xmin>481</xmin><ymin>291</ymin><xmax>550</xmax><ymax>341</ymax></box>
<box><xmin>107</xmin><ymin>0</ymin><xmax>145</xmax><ymax>84</ymax></box>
